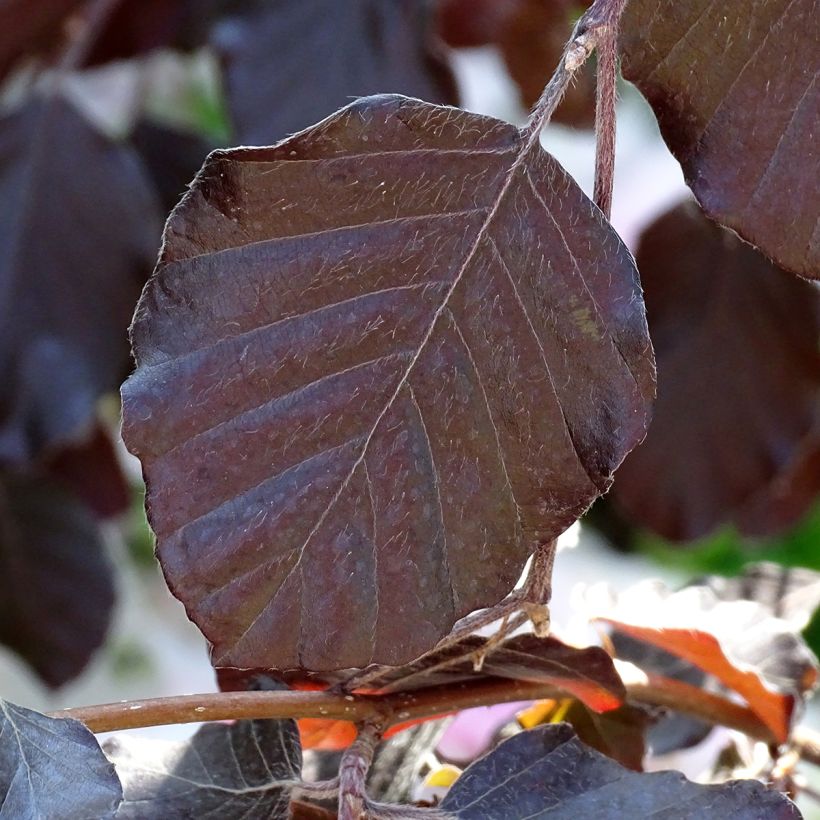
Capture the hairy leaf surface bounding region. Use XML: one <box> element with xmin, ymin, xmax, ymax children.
<box><xmin>213</xmin><ymin>0</ymin><xmax>457</xmax><ymax>144</ymax></box>
<box><xmin>439</xmin><ymin>723</ymin><xmax>802</xmax><ymax>818</ymax></box>
<box><xmin>104</xmin><ymin>717</ymin><xmax>300</xmax><ymax>819</ymax></box>
<box><xmin>122</xmin><ymin>94</ymin><xmax>654</xmax><ymax>671</ymax></box>
<box><xmin>0</xmin><ymin>470</ymin><xmax>115</xmax><ymax>687</ymax></box>
<box><xmin>614</xmin><ymin>202</ymin><xmax>820</xmax><ymax>541</ymax></box>
<box><xmin>0</xmin><ymin>92</ymin><xmax>161</xmax><ymax>463</ymax></box>
<box><xmin>0</xmin><ymin>700</ymin><xmax>121</xmax><ymax>820</ymax></box>
<box><xmin>620</xmin><ymin>0</ymin><xmax>819</xmax><ymax>278</ymax></box>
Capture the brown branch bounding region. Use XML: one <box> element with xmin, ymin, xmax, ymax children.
<box><xmin>49</xmin><ymin>673</ymin><xmax>820</xmax><ymax>769</ymax></box>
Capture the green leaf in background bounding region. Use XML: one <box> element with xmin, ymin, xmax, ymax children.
<box><xmin>638</xmin><ymin>502</ymin><xmax>820</xmax><ymax>577</ymax></box>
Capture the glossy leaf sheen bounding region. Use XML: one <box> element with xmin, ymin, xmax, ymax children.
<box><xmin>0</xmin><ymin>93</ymin><xmax>161</xmax><ymax>463</ymax></box>
<box><xmin>213</xmin><ymin>0</ymin><xmax>457</xmax><ymax>144</ymax></box>
<box><xmin>614</xmin><ymin>202</ymin><xmax>820</xmax><ymax>541</ymax></box>
<box><xmin>0</xmin><ymin>470</ymin><xmax>115</xmax><ymax>687</ymax></box>
<box><xmin>105</xmin><ymin>718</ymin><xmax>300</xmax><ymax>819</ymax></box>
<box><xmin>0</xmin><ymin>700</ymin><xmax>122</xmax><ymax>820</ymax></box>
<box><xmin>440</xmin><ymin>723</ymin><xmax>802</xmax><ymax>818</ymax></box>
<box><xmin>122</xmin><ymin>94</ymin><xmax>654</xmax><ymax>671</ymax></box>
<box><xmin>620</xmin><ymin>0</ymin><xmax>819</xmax><ymax>278</ymax></box>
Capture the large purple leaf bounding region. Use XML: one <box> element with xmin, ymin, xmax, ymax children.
<box><xmin>122</xmin><ymin>94</ymin><xmax>654</xmax><ymax>672</ymax></box>
<box><xmin>439</xmin><ymin>723</ymin><xmax>802</xmax><ymax>818</ymax></box>
<box><xmin>620</xmin><ymin>0</ymin><xmax>819</xmax><ymax>279</ymax></box>
<box><xmin>0</xmin><ymin>92</ymin><xmax>161</xmax><ymax>463</ymax></box>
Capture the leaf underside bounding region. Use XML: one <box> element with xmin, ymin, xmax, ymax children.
<box><xmin>0</xmin><ymin>700</ymin><xmax>122</xmax><ymax>820</ymax></box>
<box><xmin>105</xmin><ymin>717</ymin><xmax>300</xmax><ymax>819</ymax></box>
<box><xmin>620</xmin><ymin>0</ymin><xmax>819</xmax><ymax>279</ymax></box>
<box><xmin>596</xmin><ymin>579</ymin><xmax>819</xmax><ymax>743</ymax></box>
<box><xmin>122</xmin><ymin>94</ymin><xmax>654</xmax><ymax>672</ymax></box>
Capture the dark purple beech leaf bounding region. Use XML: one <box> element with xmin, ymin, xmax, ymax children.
<box><xmin>44</xmin><ymin>422</ymin><xmax>130</xmax><ymax>519</ymax></box>
<box><xmin>0</xmin><ymin>470</ymin><xmax>115</xmax><ymax>687</ymax></box>
<box><xmin>734</xmin><ymin>422</ymin><xmax>820</xmax><ymax>537</ymax></box>
<box><xmin>104</xmin><ymin>717</ymin><xmax>301</xmax><ymax>820</ymax></box>
<box><xmin>0</xmin><ymin>0</ymin><xmax>83</xmax><ymax>80</ymax></box>
<box><xmin>613</xmin><ymin>201</ymin><xmax>820</xmax><ymax>541</ymax></box>
<box><xmin>212</xmin><ymin>0</ymin><xmax>458</xmax><ymax>144</ymax></box>
<box><xmin>121</xmin><ymin>94</ymin><xmax>654</xmax><ymax>672</ymax></box>
<box><xmin>0</xmin><ymin>91</ymin><xmax>161</xmax><ymax>464</ymax></box>
<box><xmin>439</xmin><ymin>723</ymin><xmax>802</xmax><ymax>818</ymax></box>
<box><xmin>367</xmin><ymin>634</ymin><xmax>626</xmax><ymax>713</ymax></box>
<box><xmin>0</xmin><ymin>700</ymin><xmax>122</xmax><ymax>820</ymax></box>
<box><xmin>620</xmin><ymin>0</ymin><xmax>819</xmax><ymax>279</ymax></box>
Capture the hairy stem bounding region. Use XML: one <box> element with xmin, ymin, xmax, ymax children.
<box><xmin>339</xmin><ymin>719</ymin><xmax>384</xmax><ymax>820</ymax></box>
<box><xmin>526</xmin><ymin>0</ymin><xmax>629</xmax><ymax>215</ymax></box>
<box><xmin>593</xmin><ymin>30</ymin><xmax>619</xmax><ymax>217</ymax></box>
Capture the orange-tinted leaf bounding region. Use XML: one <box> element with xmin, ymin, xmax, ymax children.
<box><xmin>592</xmin><ymin>581</ymin><xmax>819</xmax><ymax>743</ymax></box>
<box><xmin>298</xmin><ymin>718</ymin><xmax>357</xmax><ymax>751</ymax></box>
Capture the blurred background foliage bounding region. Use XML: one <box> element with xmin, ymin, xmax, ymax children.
<box><xmin>0</xmin><ymin>3</ymin><xmax>818</xmax><ymax>811</ymax></box>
